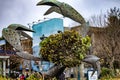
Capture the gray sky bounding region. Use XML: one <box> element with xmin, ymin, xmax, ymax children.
<box><xmin>0</xmin><ymin>0</ymin><xmax>120</xmax><ymax>36</ymax></box>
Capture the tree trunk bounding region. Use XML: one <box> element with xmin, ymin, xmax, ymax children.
<box><xmin>43</xmin><ymin>64</ymin><xmax>66</xmax><ymax>79</ymax></box>
<box><xmin>109</xmin><ymin>56</ymin><xmax>115</xmax><ymax>76</ymax></box>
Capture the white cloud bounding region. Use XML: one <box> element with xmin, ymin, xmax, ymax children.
<box><xmin>0</xmin><ymin>0</ymin><xmax>120</xmax><ymax>36</ymax></box>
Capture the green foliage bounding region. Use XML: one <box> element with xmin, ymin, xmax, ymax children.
<box><xmin>101</xmin><ymin>67</ymin><xmax>114</xmax><ymax>77</ymax></box>
<box><xmin>26</xmin><ymin>72</ymin><xmax>42</xmax><ymax>80</ymax></box>
<box><xmin>0</xmin><ymin>75</ymin><xmax>10</xmax><ymax>80</ymax></box>
<box><xmin>40</xmin><ymin>30</ymin><xmax>91</xmax><ymax>67</ymax></box>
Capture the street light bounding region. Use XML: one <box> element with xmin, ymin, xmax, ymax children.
<box><xmin>57</xmin><ymin>30</ymin><xmax>62</xmax><ymax>33</ymax></box>
<box><xmin>40</xmin><ymin>34</ymin><xmax>47</xmax><ymax>40</ymax></box>
<box><xmin>39</xmin><ymin>34</ymin><xmax>48</xmax><ymax>80</ymax></box>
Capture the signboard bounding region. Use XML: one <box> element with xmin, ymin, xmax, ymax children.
<box><xmin>88</xmin><ymin>70</ymin><xmax>98</xmax><ymax>80</ymax></box>
<box><xmin>0</xmin><ymin>50</ymin><xmax>16</xmax><ymax>54</ymax></box>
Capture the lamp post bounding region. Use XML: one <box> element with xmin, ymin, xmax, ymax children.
<box><xmin>39</xmin><ymin>64</ymin><xmax>44</xmax><ymax>80</ymax></box>
<box><xmin>40</xmin><ymin>34</ymin><xmax>47</xmax><ymax>41</ymax></box>
<box><xmin>40</xmin><ymin>34</ymin><xmax>47</xmax><ymax>80</ymax></box>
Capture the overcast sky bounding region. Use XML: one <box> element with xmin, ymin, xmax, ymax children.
<box><xmin>0</xmin><ymin>0</ymin><xmax>120</xmax><ymax>37</ymax></box>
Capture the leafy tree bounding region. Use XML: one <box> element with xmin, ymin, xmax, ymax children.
<box><xmin>40</xmin><ymin>30</ymin><xmax>91</xmax><ymax>78</ymax></box>
<box><xmin>102</xmin><ymin>7</ymin><xmax>120</xmax><ymax>75</ymax></box>
<box><xmin>89</xmin><ymin>7</ymin><xmax>120</xmax><ymax>76</ymax></box>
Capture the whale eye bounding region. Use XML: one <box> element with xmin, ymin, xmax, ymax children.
<box><xmin>3</xmin><ymin>28</ymin><xmax>8</xmax><ymax>32</ymax></box>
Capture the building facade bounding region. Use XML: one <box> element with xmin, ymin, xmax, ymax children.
<box><xmin>32</xmin><ymin>18</ymin><xmax>64</xmax><ymax>72</ymax></box>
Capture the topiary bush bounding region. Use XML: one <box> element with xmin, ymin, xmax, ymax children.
<box><xmin>40</xmin><ymin>30</ymin><xmax>91</xmax><ymax>67</ymax></box>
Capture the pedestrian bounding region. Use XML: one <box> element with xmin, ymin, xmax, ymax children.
<box><xmin>20</xmin><ymin>74</ymin><xmax>25</xmax><ymax>80</ymax></box>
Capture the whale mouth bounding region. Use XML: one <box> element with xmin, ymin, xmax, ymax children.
<box><xmin>37</xmin><ymin>2</ymin><xmax>59</xmax><ymax>7</ymax></box>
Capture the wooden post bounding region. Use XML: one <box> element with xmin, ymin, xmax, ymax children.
<box><xmin>80</xmin><ymin>62</ymin><xmax>85</xmax><ymax>80</ymax></box>
<box><xmin>3</xmin><ymin>59</ymin><xmax>6</xmax><ymax>76</ymax></box>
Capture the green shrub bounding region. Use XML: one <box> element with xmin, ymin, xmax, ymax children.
<box><xmin>26</xmin><ymin>72</ymin><xmax>42</xmax><ymax>80</ymax></box>
<box><xmin>40</xmin><ymin>30</ymin><xmax>91</xmax><ymax>67</ymax></box>
<box><xmin>101</xmin><ymin>67</ymin><xmax>113</xmax><ymax>77</ymax></box>
<box><xmin>0</xmin><ymin>75</ymin><xmax>10</xmax><ymax>80</ymax></box>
